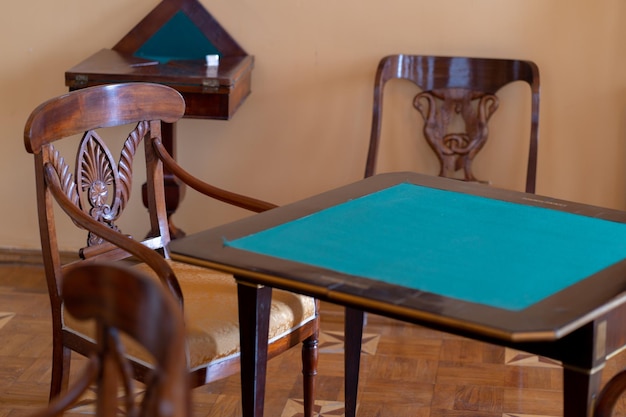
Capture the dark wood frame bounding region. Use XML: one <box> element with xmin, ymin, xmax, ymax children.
<box><xmin>170</xmin><ymin>171</ymin><xmax>626</xmax><ymax>417</ymax></box>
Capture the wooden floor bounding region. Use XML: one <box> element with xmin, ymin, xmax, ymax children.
<box><xmin>2</xmin><ymin>263</ymin><xmax>626</xmax><ymax>417</ymax></box>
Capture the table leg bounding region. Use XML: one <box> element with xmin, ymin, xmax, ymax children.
<box><xmin>344</xmin><ymin>307</ymin><xmax>364</xmax><ymax>417</ymax></box>
<box><xmin>237</xmin><ymin>281</ymin><xmax>272</xmax><ymax>417</ymax></box>
<box><xmin>562</xmin><ymin>364</ymin><xmax>604</xmax><ymax>417</ymax></box>
<box><xmin>521</xmin><ymin>319</ymin><xmax>607</xmax><ymax>417</ymax></box>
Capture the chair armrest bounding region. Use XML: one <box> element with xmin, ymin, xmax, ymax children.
<box><xmin>152</xmin><ymin>138</ymin><xmax>278</xmax><ymax>213</ymax></box>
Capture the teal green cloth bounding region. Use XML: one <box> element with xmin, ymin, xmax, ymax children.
<box><xmin>226</xmin><ymin>183</ymin><xmax>626</xmax><ymax>311</ymax></box>
<box><xmin>134</xmin><ymin>11</ymin><xmax>221</xmax><ymax>63</ymax></box>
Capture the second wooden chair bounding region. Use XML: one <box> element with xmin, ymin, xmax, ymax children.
<box><xmin>365</xmin><ymin>54</ymin><xmax>540</xmax><ymax>193</ymax></box>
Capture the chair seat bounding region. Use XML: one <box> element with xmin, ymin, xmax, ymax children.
<box><xmin>63</xmin><ymin>260</ymin><xmax>317</xmax><ymax>369</ymax></box>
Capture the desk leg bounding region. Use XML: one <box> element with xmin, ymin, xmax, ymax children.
<box><xmin>344</xmin><ymin>307</ymin><xmax>364</xmax><ymax>417</ymax></box>
<box><xmin>142</xmin><ymin>121</ymin><xmax>187</xmax><ymax>238</ymax></box>
<box><xmin>237</xmin><ymin>281</ymin><xmax>272</xmax><ymax>417</ymax></box>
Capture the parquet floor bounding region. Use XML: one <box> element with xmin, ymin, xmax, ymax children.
<box><xmin>1</xmin><ymin>262</ymin><xmax>626</xmax><ymax>416</ymax></box>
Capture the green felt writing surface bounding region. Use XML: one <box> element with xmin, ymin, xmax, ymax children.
<box><xmin>134</xmin><ymin>11</ymin><xmax>220</xmax><ymax>63</ymax></box>
<box><xmin>226</xmin><ymin>183</ymin><xmax>626</xmax><ymax>311</ymax></box>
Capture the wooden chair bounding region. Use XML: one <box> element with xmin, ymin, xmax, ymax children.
<box><xmin>594</xmin><ymin>370</ymin><xmax>626</xmax><ymax>416</ymax></box>
<box><xmin>365</xmin><ymin>54</ymin><xmax>540</xmax><ymax>193</ymax></box>
<box><xmin>339</xmin><ymin>54</ymin><xmax>542</xmax><ymax>417</ymax></box>
<box><xmin>29</xmin><ymin>263</ymin><xmax>190</xmax><ymax>417</ymax></box>
<box><xmin>23</xmin><ymin>82</ymin><xmax>319</xmax><ymax>417</ymax></box>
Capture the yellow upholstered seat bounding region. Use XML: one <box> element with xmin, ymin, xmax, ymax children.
<box><xmin>64</xmin><ymin>260</ymin><xmax>316</xmax><ymax>368</ymax></box>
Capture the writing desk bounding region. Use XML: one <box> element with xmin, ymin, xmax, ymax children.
<box><xmin>170</xmin><ymin>172</ymin><xmax>626</xmax><ymax>417</ymax></box>
<box><xmin>65</xmin><ymin>0</ymin><xmax>253</xmax><ymax>237</ymax></box>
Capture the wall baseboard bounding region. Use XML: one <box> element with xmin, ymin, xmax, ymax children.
<box><xmin>0</xmin><ymin>248</ymin><xmax>77</xmax><ymax>266</ymax></box>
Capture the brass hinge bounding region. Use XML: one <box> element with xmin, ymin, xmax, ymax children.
<box><xmin>74</xmin><ymin>74</ymin><xmax>88</xmax><ymax>87</ymax></box>
<box><xmin>202</xmin><ymin>79</ymin><xmax>220</xmax><ymax>92</ymax></box>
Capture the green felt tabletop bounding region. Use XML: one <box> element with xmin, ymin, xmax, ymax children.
<box><xmin>225</xmin><ymin>183</ymin><xmax>626</xmax><ymax>311</ymax></box>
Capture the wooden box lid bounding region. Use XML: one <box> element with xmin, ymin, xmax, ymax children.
<box><xmin>65</xmin><ymin>48</ymin><xmax>253</xmax><ymax>96</ymax></box>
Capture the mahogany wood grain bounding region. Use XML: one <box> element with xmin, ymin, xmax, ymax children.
<box><xmin>65</xmin><ymin>50</ymin><xmax>254</xmax><ymax>120</ymax></box>
<box><xmin>366</xmin><ymin>54</ymin><xmax>540</xmax><ymax>193</ymax></box>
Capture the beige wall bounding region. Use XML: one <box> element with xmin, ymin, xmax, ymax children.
<box><xmin>2</xmin><ymin>0</ymin><xmax>626</xmax><ymax>250</ymax></box>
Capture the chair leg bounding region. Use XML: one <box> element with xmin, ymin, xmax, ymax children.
<box><xmin>344</xmin><ymin>307</ymin><xmax>364</xmax><ymax>417</ymax></box>
<box><xmin>237</xmin><ymin>281</ymin><xmax>272</xmax><ymax>417</ymax></box>
<box><xmin>49</xmin><ymin>342</ymin><xmax>72</xmax><ymax>401</ymax></box>
<box><xmin>301</xmin><ymin>332</ymin><xmax>319</xmax><ymax>417</ymax></box>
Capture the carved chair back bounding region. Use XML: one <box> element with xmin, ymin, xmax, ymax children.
<box><xmin>365</xmin><ymin>54</ymin><xmax>540</xmax><ymax>193</ymax></box>
<box><xmin>24</xmin><ymin>82</ymin><xmax>187</xmax><ymax>396</ymax></box>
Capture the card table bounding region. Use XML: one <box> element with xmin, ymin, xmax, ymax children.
<box><xmin>170</xmin><ymin>172</ymin><xmax>626</xmax><ymax>417</ymax></box>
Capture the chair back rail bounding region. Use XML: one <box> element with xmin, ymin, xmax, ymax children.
<box><xmin>366</xmin><ymin>54</ymin><xmax>540</xmax><ymax>193</ymax></box>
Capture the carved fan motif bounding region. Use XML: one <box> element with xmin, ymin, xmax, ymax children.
<box><xmin>75</xmin><ymin>131</ymin><xmax>122</xmax><ymax>246</ymax></box>
<box><xmin>77</xmin><ymin>132</ymin><xmax>117</xmax><ymax>220</ymax></box>
<box><xmin>45</xmin><ymin>122</ymin><xmax>148</xmax><ymax>247</ymax></box>
<box><xmin>414</xmin><ymin>88</ymin><xmax>498</xmax><ymax>182</ymax></box>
